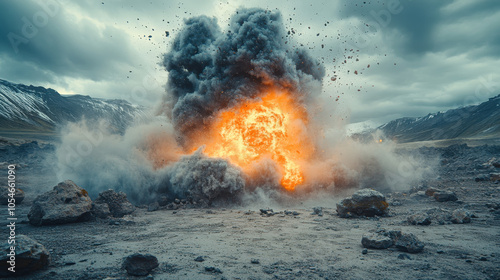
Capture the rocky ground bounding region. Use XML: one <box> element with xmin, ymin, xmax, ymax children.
<box><xmin>1</xmin><ymin>136</ymin><xmax>500</xmax><ymax>279</ymax></box>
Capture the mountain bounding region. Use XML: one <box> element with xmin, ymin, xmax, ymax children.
<box><xmin>375</xmin><ymin>95</ymin><xmax>500</xmax><ymax>143</ymax></box>
<box><xmin>0</xmin><ymin>79</ymin><xmax>149</xmax><ymax>133</ymax></box>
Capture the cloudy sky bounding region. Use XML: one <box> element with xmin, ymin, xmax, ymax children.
<box><xmin>0</xmin><ymin>0</ymin><xmax>499</xmax><ymax>127</ymax></box>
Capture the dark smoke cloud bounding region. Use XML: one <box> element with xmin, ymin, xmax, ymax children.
<box><xmin>162</xmin><ymin>8</ymin><xmax>325</xmax><ymax>144</ymax></box>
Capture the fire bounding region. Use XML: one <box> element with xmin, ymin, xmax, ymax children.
<box><xmin>199</xmin><ymin>89</ymin><xmax>313</xmax><ymax>191</ymax></box>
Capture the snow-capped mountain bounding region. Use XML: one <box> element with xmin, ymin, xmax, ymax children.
<box><xmin>375</xmin><ymin>95</ymin><xmax>500</xmax><ymax>142</ymax></box>
<box><xmin>0</xmin><ymin>79</ymin><xmax>149</xmax><ymax>132</ymax></box>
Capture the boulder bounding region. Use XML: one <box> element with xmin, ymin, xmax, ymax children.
<box><xmin>407</xmin><ymin>213</ymin><xmax>431</xmax><ymax>225</ymax></box>
<box><xmin>337</xmin><ymin>188</ymin><xmax>389</xmax><ymax>218</ymax></box>
<box><xmin>451</xmin><ymin>209</ymin><xmax>471</xmax><ymax>224</ymax></box>
<box><xmin>123</xmin><ymin>253</ymin><xmax>159</xmax><ymax>276</ymax></box>
<box><xmin>433</xmin><ymin>191</ymin><xmax>458</xmax><ymax>202</ymax></box>
<box><xmin>0</xmin><ymin>235</ymin><xmax>50</xmax><ymax>277</ymax></box>
<box><xmin>94</xmin><ymin>190</ymin><xmax>135</xmax><ymax>218</ymax></box>
<box><xmin>0</xmin><ymin>186</ymin><xmax>25</xmax><ymax>205</ymax></box>
<box><xmin>28</xmin><ymin>180</ymin><xmax>92</xmax><ymax>226</ymax></box>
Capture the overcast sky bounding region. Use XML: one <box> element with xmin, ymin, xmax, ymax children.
<box><xmin>1</xmin><ymin>0</ymin><xmax>499</xmax><ymax>126</ymax></box>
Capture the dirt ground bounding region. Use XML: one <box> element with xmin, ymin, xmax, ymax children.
<box><xmin>1</xmin><ymin>136</ymin><xmax>500</xmax><ymax>279</ymax></box>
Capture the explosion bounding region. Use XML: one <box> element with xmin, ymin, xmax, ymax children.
<box><xmin>200</xmin><ymin>89</ymin><xmax>314</xmax><ymax>191</ymax></box>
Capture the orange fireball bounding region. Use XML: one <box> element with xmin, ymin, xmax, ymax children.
<box><xmin>198</xmin><ymin>89</ymin><xmax>314</xmax><ymax>191</ymax></box>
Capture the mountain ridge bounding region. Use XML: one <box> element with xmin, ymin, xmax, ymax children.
<box><xmin>370</xmin><ymin>94</ymin><xmax>500</xmax><ymax>143</ymax></box>
<box><xmin>0</xmin><ymin>79</ymin><xmax>149</xmax><ymax>133</ymax></box>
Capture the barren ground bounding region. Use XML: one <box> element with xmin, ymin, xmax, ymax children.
<box><xmin>1</xmin><ymin>135</ymin><xmax>500</xmax><ymax>280</ymax></box>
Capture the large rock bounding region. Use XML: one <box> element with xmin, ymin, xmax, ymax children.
<box><xmin>0</xmin><ymin>186</ymin><xmax>25</xmax><ymax>205</ymax></box>
<box><xmin>28</xmin><ymin>180</ymin><xmax>92</xmax><ymax>226</ymax></box>
<box><xmin>337</xmin><ymin>188</ymin><xmax>389</xmax><ymax>218</ymax></box>
<box><xmin>123</xmin><ymin>253</ymin><xmax>159</xmax><ymax>276</ymax></box>
<box><xmin>0</xmin><ymin>235</ymin><xmax>50</xmax><ymax>277</ymax></box>
<box><xmin>94</xmin><ymin>190</ymin><xmax>135</xmax><ymax>218</ymax></box>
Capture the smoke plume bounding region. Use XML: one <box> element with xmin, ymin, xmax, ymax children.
<box><xmin>52</xmin><ymin>8</ymin><xmax>436</xmax><ymax>207</ymax></box>
<box><xmin>162</xmin><ymin>8</ymin><xmax>324</xmax><ymax>146</ymax></box>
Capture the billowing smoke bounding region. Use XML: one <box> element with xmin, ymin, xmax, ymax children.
<box><xmin>52</xmin><ymin>8</ymin><xmax>436</xmax><ymax>207</ymax></box>
<box><xmin>161</xmin><ymin>8</ymin><xmax>324</xmax><ymax>145</ymax></box>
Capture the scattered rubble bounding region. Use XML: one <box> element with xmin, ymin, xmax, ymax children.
<box><xmin>123</xmin><ymin>253</ymin><xmax>159</xmax><ymax>276</ymax></box>
<box><xmin>94</xmin><ymin>189</ymin><xmax>135</xmax><ymax>218</ymax></box>
<box><xmin>0</xmin><ymin>235</ymin><xmax>50</xmax><ymax>277</ymax></box>
<box><xmin>28</xmin><ymin>180</ymin><xmax>92</xmax><ymax>226</ymax></box>
<box><xmin>337</xmin><ymin>188</ymin><xmax>389</xmax><ymax>218</ymax></box>
<box><xmin>362</xmin><ymin>230</ymin><xmax>425</xmax><ymax>253</ymax></box>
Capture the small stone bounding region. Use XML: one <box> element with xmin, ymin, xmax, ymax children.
<box><xmin>434</xmin><ymin>191</ymin><xmax>458</xmax><ymax>202</ymax></box>
<box><xmin>194</xmin><ymin>256</ymin><xmax>205</xmax><ymax>262</ymax></box>
<box><xmin>174</xmin><ymin>198</ymin><xmax>181</xmax><ymax>204</ymax></box>
<box><xmin>398</xmin><ymin>253</ymin><xmax>412</xmax><ymax>260</ymax></box>
<box><xmin>123</xmin><ymin>253</ymin><xmax>159</xmax><ymax>276</ymax></box>
<box><xmin>479</xmin><ymin>256</ymin><xmax>488</xmax><ymax>261</ymax></box>
<box><xmin>205</xmin><ymin>266</ymin><xmax>222</xmax><ymax>274</ymax></box>
<box><xmin>361</xmin><ymin>233</ymin><xmax>393</xmax><ymax>249</ymax></box>
<box><xmin>312</xmin><ymin>207</ymin><xmax>323</xmax><ymax>216</ymax></box>
<box><xmin>407</xmin><ymin>213</ymin><xmax>431</xmax><ymax>225</ymax></box>
<box><xmin>251</xmin><ymin>259</ymin><xmax>260</xmax><ymax>264</ymax></box>
<box><xmin>361</xmin><ymin>248</ymin><xmax>368</xmax><ymax>254</ymax></box>
<box><xmin>451</xmin><ymin>209</ymin><xmax>471</xmax><ymax>224</ymax></box>
<box><xmin>260</xmin><ymin>208</ymin><xmax>273</xmax><ymax>215</ymax></box>
<box><xmin>64</xmin><ymin>261</ymin><xmax>76</xmax><ymax>266</ymax></box>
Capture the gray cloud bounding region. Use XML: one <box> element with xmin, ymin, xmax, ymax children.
<box><xmin>0</xmin><ymin>0</ymin><xmax>499</xmax><ymax>126</ymax></box>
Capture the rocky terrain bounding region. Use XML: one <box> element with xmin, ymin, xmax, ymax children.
<box><xmin>0</xmin><ymin>136</ymin><xmax>499</xmax><ymax>279</ymax></box>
